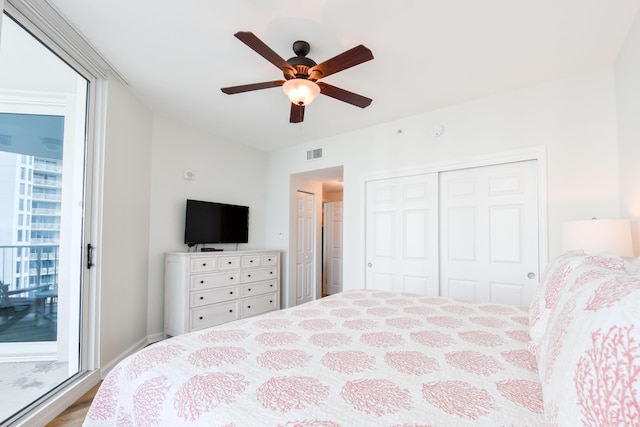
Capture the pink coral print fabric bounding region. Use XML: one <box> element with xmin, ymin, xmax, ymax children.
<box><xmin>536</xmin><ymin>258</ymin><xmax>640</xmax><ymax>426</ymax></box>
<box><xmin>528</xmin><ymin>250</ymin><xmax>586</xmax><ymax>352</ymax></box>
<box><xmin>84</xmin><ymin>290</ymin><xmax>542</xmax><ymax>426</ymax></box>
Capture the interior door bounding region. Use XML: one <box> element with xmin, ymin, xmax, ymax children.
<box><xmin>296</xmin><ymin>191</ymin><xmax>315</xmax><ymax>304</ymax></box>
<box><xmin>365</xmin><ymin>174</ymin><xmax>439</xmax><ymax>295</ymax></box>
<box><xmin>323</xmin><ymin>201</ymin><xmax>343</xmax><ymax>296</ymax></box>
<box><xmin>439</xmin><ymin>160</ymin><xmax>539</xmax><ymax>305</ymax></box>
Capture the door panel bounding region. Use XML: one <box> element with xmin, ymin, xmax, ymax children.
<box><xmin>0</xmin><ymin>11</ymin><xmax>92</xmax><ymax>423</ymax></box>
<box><xmin>440</xmin><ymin>160</ymin><xmax>539</xmax><ymax>305</ymax></box>
<box><xmin>323</xmin><ymin>202</ymin><xmax>343</xmax><ymax>296</ymax></box>
<box><xmin>296</xmin><ymin>191</ymin><xmax>314</xmax><ymax>304</ymax></box>
<box><xmin>365</xmin><ymin>174</ymin><xmax>439</xmax><ymax>295</ymax></box>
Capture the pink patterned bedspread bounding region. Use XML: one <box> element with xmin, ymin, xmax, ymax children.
<box><xmin>84</xmin><ymin>290</ymin><xmax>543</xmax><ymax>426</ymax></box>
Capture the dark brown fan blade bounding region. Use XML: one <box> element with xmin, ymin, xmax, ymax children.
<box><xmin>290</xmin><ymin>103</ymin><xmax>305</xmax><ymax>123</ymax></box>
<box><xmin>308</xmin><ymin>45</ymin><xmax>373</xmax><ymax>80</ymax></box>
<box><xmin>235</xmin><ymin>32</ymin><xmax>295</xmax><ymax>78</ymax></box>
<box><xmin>317</xmin><ymin>82</ymin><xmax>372</xmax><ymax>108</ymax></box>
<box><xmin>221</xmin><ymin>80</ymin><xmax>285</xmax><ymax>94</ymax></box>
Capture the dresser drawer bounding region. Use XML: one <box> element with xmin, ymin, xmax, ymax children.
<box><xmin>218</xmin><ymin>256</ymin><xmax>240</xmax><ymax>270</ymax></box>
<box><xmin>261</xmin><ymin>254</ymin><xmax>278</xmax><ymax>266</ymax></box>
<box><xmin>242</xmin><ymin>267</ymin><xmax>277</xmax><ymax>283</ymax></box>
<box><xmin>241</xmin><ymin>255</ymin><xmax>260</xmax><ymax>268</ymax></box>
<box><xmin>241</xmin><ymin>292</ymin><xmax>277</xmax><ymax>318</ymax></box>
<box><xmin>190</xmin><ymin>286</ymin><xmax>239</xmax><ymax>308</ymax></box>
<box><xmin>191</xmin><ymin>301</ymin><xmax>239</xmax><ymax>331</ymax></box>
<box><xmin>190</xmin><ymin>271</ymin><xmax>240</xmax><ymax>290</ymax></box>
<box><xmin>241</xmin><ymin>280</ymin><xmax>277</xmax><ymax>297</ymax></box>
<box><xmin>190</xmin><ymin>258</ymin><xmax>217</xmax><ymax>273</ymax></box>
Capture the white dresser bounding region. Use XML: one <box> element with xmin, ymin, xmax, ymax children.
<box><xmin>164</xmin><ymin>250</ymin><xmax>280</xmax><ymax>336</ymax></box>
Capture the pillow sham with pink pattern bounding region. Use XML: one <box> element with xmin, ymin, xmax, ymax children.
<box><xmin>528</xmin><ymin>250</ymin><xmax>586</xmax><ymax>354</ymax></box>
<box><xmin>535</xmin><ymin>260</ymin><xmax>640</xmax><ymax>426</ymax></box>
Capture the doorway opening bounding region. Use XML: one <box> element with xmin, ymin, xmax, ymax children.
<box><xmin>287</xmin><ymin>166</ymin><xmax>343</xmax><ymax>308</ymax></box>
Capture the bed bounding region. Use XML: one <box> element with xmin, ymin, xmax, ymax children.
<box><xmin>83</xmin><ymin>290</ymin><xmax>543</xmax><ymax>426</ymax></box>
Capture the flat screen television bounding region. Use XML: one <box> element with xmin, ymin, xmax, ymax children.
<box><xmin>184</xmin><ymin>199</ymin><xmax>249</xmax><ymax>246</ymax></box>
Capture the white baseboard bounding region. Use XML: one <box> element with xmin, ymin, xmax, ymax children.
<box><xmin>147</xmin><ymin>331</ymin><xmax>165</xmax><ymax>344</ymax></box>
<box><xmin>99</xmin><ymin>335</ymin><xmax>148</xmax><ymax>378</ymax></box>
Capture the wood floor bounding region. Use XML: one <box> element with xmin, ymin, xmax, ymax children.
<box><xmin>45</xmin><ymin>382</ymin><xmax>100</xmax><ymax>427</ymax></box>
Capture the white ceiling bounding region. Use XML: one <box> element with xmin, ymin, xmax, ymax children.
<box><xmin>48</xmin><ymin>0</ymin><xmax>640</xmax><ymax>152</ymax></box>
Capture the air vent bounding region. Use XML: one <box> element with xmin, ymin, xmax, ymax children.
<box><xmin>0</xmin><ymin>134</ymin><xmax>11</xmax><ymax>146</ymax></box>
<box><xmin>307</xmin><ymin>148</ymin><xmax>322</xmax><ymax>160</ymax></box>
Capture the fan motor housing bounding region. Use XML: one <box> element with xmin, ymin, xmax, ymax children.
<box><xmin>286</xmin><ymin>40</ymin><xmax>316</xmax><ymax>79</ymax></box>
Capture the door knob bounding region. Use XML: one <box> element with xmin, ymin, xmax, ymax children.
<box><xmin>368</xmin><ymin>263</ymin><xmax>373</xmax><ymax>268</ymax></box>
<box><xmin>527</xmin><ymin>272</ymin><xmax>536</xmax><ymax>279</ymax></box>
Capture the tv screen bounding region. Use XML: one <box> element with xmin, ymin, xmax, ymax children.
<box><xmin>184</xmin><ymin>199</ymin><xmax>249</xmax><ymax>245</ymax></box>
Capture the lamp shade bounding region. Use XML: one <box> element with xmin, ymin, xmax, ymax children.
<box><xmin>562</xmin><ymin>219</ymin><xmax>633</xmax><ymax>257</ymax></box>
<box><xmin>282</xmin><ymin>79</ymin><xmax>320</xmax><ymax>106</ymax></box>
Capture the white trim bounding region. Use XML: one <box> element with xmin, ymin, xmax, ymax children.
<box><xmin>147</xmin><ymin>331</ymin><xmax>165</xmax><ymax>345</ymax></box>
<box><xmin>12</xmin><ymin>370</ymin><xmax>100</xmax><ymax>426</ymax></box>
<box><xmin>0</xmin><ymin>342</ymin><xmax>56</xmax><ymax>361</ymax></box>
<box><xmin>364</xmin><ymin>146</ymin><xmax>547</xmax><ymax>182</ymax></box>
<box><xmin>4</xmin><ymin>0</ymin><xmax>127</xmax><ymax>84</ymax></box>
<box><xmin>99</xmin><ymin>336</ymin><xmax>148</xmax><ymax>379</ymax></box>
<box><xmin>361</xmin><ymin>145</ymin><xmax>549</xmax><ymax>287</ymax></box>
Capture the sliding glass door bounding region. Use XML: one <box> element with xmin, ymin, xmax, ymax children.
<box><xmin>0</xmin><ymin>11</ymin><xmax>92</xmax><ymax>423</ymax></box>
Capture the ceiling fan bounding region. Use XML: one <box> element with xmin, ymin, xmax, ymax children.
<box><xmin>221</xmin><ymin>32</ymin><xmax>374</xmax><ymax>123</ymax></box>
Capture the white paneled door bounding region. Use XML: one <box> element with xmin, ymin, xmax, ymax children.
<box><xmin>440</xmin><ymin>160</ymin><xmax>539</xmax><ymax>305</ymax></box>
<box><xmin>296</xmin><ymin>191</ymin><xmax>315</xmax><ymax>304</ymax></box>
<box><xmin>323</xmin><ymin>201</ymin><xmax>343</xmax><ymax>296</ymax></box>
<box><xmin>365</xmin><ymin>174</ymin><xmax>439</xmax><ymax>295</ymax></box>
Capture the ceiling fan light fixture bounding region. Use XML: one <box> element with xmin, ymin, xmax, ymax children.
<box><xmin>282</xmin><ymin>78</ymin><xmax>320</xmax><ymax>106</ymax></box>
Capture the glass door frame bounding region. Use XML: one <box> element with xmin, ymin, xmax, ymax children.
<box><xmin>2</xmin><ymin>0</ymin><xmax>106</xmax><ymax>424</ymax></box>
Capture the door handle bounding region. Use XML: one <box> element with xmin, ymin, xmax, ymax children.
<box><xmin>527</xmin><ymin>272</ymin><xmax>536</xmax><ymax>279</ymax></box>
<box><xmin>367</xmin><ymin>262</ymin><xmax>373</xmax><ymax>268</ymax></box>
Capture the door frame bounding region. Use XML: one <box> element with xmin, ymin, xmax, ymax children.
<box><xmin>362</xmin><ymin>146</ymin><xmax>549</xmax><ymax>282</ymax></box>
<box><xmin>2</xmin><ymin>2</ymin><xmax>106</xmax><ymax>425</ymax></box>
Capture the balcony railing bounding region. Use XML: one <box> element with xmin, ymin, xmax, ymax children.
<box><xmin>0</xmin><ymin>244</ymin><xmax>59</xmax><ymax>294</ymax></box>
<box><xmin>32</xmin><ymin>161</ymin><xmax>62</xmax><ymax>173</ymax></box>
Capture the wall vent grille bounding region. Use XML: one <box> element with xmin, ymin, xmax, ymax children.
<box><xmin>307</xmin><ymin>148</ymin><xmax>322</xmax><ymax>160</ymax></box>
<box><xmin>0</xmin><ymin>134</ymin><xmax>11</xmax><ymax>146</ymax></box>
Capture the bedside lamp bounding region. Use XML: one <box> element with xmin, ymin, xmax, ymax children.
<box><xmin>562</xmin><ymin>218</ymin><xmax>633</xmax><ymax>257</ymax></box>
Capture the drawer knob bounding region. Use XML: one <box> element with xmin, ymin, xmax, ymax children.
<box><xmin>229</xmin><ymin>309</ymin><xmax>233</xmax><ymax>313</ymax></box>
<box><xmin>270</xmin><ymin>271</ymin><xmax>273</xmax><ymax>275</ymax></box>
<box><xmin>200</xmin><ymin>280</ymin><xmax>204</xmax><ymax>284</ymax></box>
<box><xmin>230</xmin><ymin>277</ymin><xmax>234</xmax><ymax>280</ymax></box>
<box><xmin>247</xmin><ymin>305</ymin><xmax>251</xmax><ymax>309</ymax></box>
<box><xmin>248</xmin><ymin>288</ymin><xmax>251</xmax><ymax>291</ymax></box>
<box><xmin>230</xmin><ymin>291</ymin><xmax>234</xmax><ymax>295</ymax></box>
<box><xmin>250</xmin><ymin>260</ymin><xmax>254</xmax><ymax>263</ymax></box>
<box><xmin>199</xmin><ymin>316</ymin><xmax>203</xmax><ymax>320</ymax></box>
<box><xmin>270</xmin><ymin>284</ymin><xmax>273</xmax><ymax>287</ymax></box>
<box><xmin>202</xmin><ymin>263</ymin><xmax>206</xmax><ymax>266</ymax></box>
<box><xmin>200</xmin><ymin>296</ymin><xmax>204</xmax><ymax>300</ymax></box>
<box><xmin>270</xmin><ymin>300</ymin><xmax>273</xmax><ymax>303</ymax></box>
<box><xmin>248</xmin><ymin>274</ymin><xmax>251</xmax><ymax>278</ymax></box>
<box><xmin>268</xmin><ymin>258</ymin><xmax>272</xmax><ymax>261</ymax></box>
<box><xmin>228</xmin><ymin>261</ymin><xmax>232</xmax><ymax>264</ymax></box>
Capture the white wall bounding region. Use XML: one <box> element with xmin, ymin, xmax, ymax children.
<box><xmin>615</xmin><ymin>10</ymin><xmax>640</xmax><ymax>256</ymax></box>
<box><xmin>266</xmin><ymin>68</ymin><xmax>621</xmax><ymax>306</ymax></box>
<box><xmin>146</xmin><ymin>116</ymin><xmax>268</xmax><ymax>338</ymax></box>
<box><xmin>100</xmin><ymin>78</ymin><xmax>153</xmax><ymax>367</ymax></box>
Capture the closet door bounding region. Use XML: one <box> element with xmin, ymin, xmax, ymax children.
<box><xmin>439</xmin><ymin>160</ymin><xmax>539</xmax><ymax>305</ymax></box>
<box><xmin>365</xmin><ymin>174</ymin><xmax>439</xmax><ymax>295</ymax></box>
